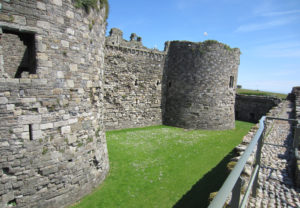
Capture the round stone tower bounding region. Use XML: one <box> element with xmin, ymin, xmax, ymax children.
<box><xmin>0</xmin><ymin>1</ymin><xmax>109</xmax><ymax>207</ymax></box>
<box><xmin>163</xmin><ymin>41</ymin><xmax>240</xmax><ymax>130</ymax></box>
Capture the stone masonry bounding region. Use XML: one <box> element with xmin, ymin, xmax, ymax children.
<box><xmin>1</xmin><ymin>1</ymin><xmax>243</xmax><ymax>207</ymax></box>
<box><xmin>104</xmin><ymin>34</ymin><xmax>241</xmax><ymax>130</ymax></box>
<box><xmin>290</xmin><ymin>87</ymin><xmax>300</xmax><ymax>187</ymax></box>
<box><xmin>0</xmin><ymin>1</ymin><xmax>109</xmax><ymax>208</ymax></box>
<box><xmin>104</xmin><ymin>28</ymin><xmax>165</xmax><ymax>130</ymax></box>
<box><xmin>163</xmin><ymin>41</ymin><xmax>240</xmax><ymax>130</ymax></box>
<box><xmin>235</xmin><ymin>94</ymin><xmax>281</xmax><ymax>123</ymax></box>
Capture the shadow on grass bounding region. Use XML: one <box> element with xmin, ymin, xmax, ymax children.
<box><xmin>173</xmin><ymin>149</ymin><xmax>236</xmax><ymax>208</ymax></box>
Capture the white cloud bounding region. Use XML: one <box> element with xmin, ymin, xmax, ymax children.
<box><xmin>262</xmin><ymin>9</ymin><xmax>300</xmax><ymax>17</ymax></box>
<box><xmin>235</xmin><ymin>18</ymin><xmax>294</xmax><ymax>32</ymax></box>
<box><xmin>252</xmin><ymin>0</ymin><xmax>274</xmax><ymax>16</ymax></box>
<box><xmin>203</xmin><ymin>32</ymin><xmax>208</xmax><ymax>36</ymax></box>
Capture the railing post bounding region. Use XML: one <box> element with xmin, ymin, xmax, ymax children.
<box><xmin>231</xmin><ymin>177</ymin><xmax>242</xmax><ymax>208</ymax></box>
<box><xmin>251</xmin><ymin>120</ymin><xmax>265</xmax><ymax>197</ymax></box>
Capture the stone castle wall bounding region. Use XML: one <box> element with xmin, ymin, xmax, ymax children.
<box><xmin>104</xmin><ymin>28</ymin><xmax>166</xmax><ymax>129</ymax></box>
<box><xmin>0</xmin><ymin>1</ymin><xmax>108</xmax><ymax>207</ymax></box>
<box><xmin>291</xmin><ymin>87</ymin><xmax>300</xmax><ymax>120</ymax></box>
<box><xmin>235</xmin><ymin>94</ymin><xmax>282</xmax><ymax>123</ymax></box>
<box><xmin>290</xmin><ymin>87</ymin><xmax>300</xmax><ymax>187</ymax></box>
<box><xmin>163</xmin><ymin>41</ymin><xmax>240</xmax><ymax>130</ymax></box>
<box><xmin>0</xmin><ymin>2</ymin><xmax>242</xmax><ymax>206</ymax></box>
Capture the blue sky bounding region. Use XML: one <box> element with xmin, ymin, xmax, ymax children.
<box><xmin>106</xmin><ymin>0</ymin><xmax>300</xmax><ymax>93</ymax></box>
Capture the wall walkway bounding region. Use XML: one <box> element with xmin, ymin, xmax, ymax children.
<box><xmin>247</xmin><ymin>101</ymin><xmax>300</xmax><ymax>207</ymax></box>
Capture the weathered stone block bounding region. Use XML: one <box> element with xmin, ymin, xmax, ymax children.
<box><xmin>18</xmin><ymin>115</ymin><xmax>42</xmax><ymax>124</ymax></box>
<box><xmin>61</xmin><ymin>40</ymin><xmax>69</xmax><ymax>48</ymax></box>
<box><xmin>51</xmin><ymin>0</ymin><xmax>62</xmax><ymax>6</ymax></box>
<box><xmin>12</xmin><ymin>15</ymin><xmax>26</xmax><ymax>25</ymax></box>
<box><xmin>61</xmin><ymin>126</ymin><xmax>71</xmax><ymax>134</ymax></box>
<box><xmin>67</xmin><ymin>80</ymin><xmax>74</xmax><ymax>88</ymax></box>
<box><xmin>21</xmin><ymin>98</ymin><xmax>37</xmax><ymax>103</ymax></box>
<box><xmin>57</xmin><ymin>71</ymin><xmax>64</xmax><ymax>79</ymax></box>
<box><xmin>0</xmin><ymin>97</ymin><xmax>8</xmax><ymax>104</ymax></box>
<box><xmin>69</xmin><ymin>64</ymin><xmax>78</xmax><ymax>72</ymax></box>
<box><xmin>37</xmin><ymin>53</ymin><xmax>48</xmax><ymax>61</ymax></box>
<box><xmin>66</xmin><ymin>10</ymin><xmax>74</xmax><ymax>19</ymax></box>
<box><xmin>37</xmin><ymin>2</ymin><xmax>46</xmax><ymax>10</ymax></box>
<box><xmin>37</xmin><ymin>21</ymin><xmax>50</xmax><ymax>30</ymax></box>
<box><xmin>66</xmin><ymin>28</ymin><xmax>75</xmax><ymax>35</ymax></box>
<box><xmin>68</xmin><ymin>135</ymin><xmax>77</xmax><ymax>144</ymax></box>
<box><xmin>40</xmin><ymin>123</ymin><xmax>53</xmax><ymax>130</ymax></box>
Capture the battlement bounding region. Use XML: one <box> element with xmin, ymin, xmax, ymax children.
<box><xmin>106</xmin><ymin>28</ymin><xmax>162</xmax><ymax>51</ymax></box>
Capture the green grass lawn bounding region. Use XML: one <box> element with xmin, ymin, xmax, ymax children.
<box><xmin>71</xmin><ymin>121</ymin><xmax>253</xmax><ymax>208</ymax></box>
<box><xmin>237</xmin><ymin>88</ymin><xmax>287</xmax><ymax>99</ymax></box>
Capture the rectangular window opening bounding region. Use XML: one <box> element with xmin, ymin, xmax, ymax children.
<box><xmin>229</xmin><ymin>76</ymin><xmax>234</xmax><ymax>88</ymax></box>
<box><xmin>1</xmin><ymin>27</ymin><xmax>36</xmax><ymax>78</ymax></box>
<box><xmin>29</xmin><ymin>124</ymin><xmax>33</xmax><ymax>141</ymax></box>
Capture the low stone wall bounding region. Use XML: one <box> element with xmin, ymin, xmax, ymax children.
<box><xmin>290</xmin><ymin>87</ymin><xmax>300</xmax><ymax>187</ymax></box>
<box><xmin>235</xmin><ymin>94</ymin><xmax>281</xmax><ymax>123</ymax></box>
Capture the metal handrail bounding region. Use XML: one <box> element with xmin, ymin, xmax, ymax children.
<box><xmin>208</xmin><ymin>116</ymin><xmax>299</xmax><ymax>208</ymax></box>
<box><xmin>208</xmin><ymin>116</ymin><xmax>266</xmax><ymax>208</ymax></box>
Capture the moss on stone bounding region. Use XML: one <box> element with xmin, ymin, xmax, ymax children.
<box><xmin>227</xmin><ymin>161</ymin><xmax>237</xmax><ymax>171</ymax></box>
<box><xmin>203</xmin><ymin>39</ymin><xmax>237</xmax><ymax>52</ymax></box>
<box><xmin>74</xmin><ymin>0</ymin><xmax>109</xmax><ymax>20</ymax></box>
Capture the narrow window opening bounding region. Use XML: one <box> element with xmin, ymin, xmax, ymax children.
<box><xmin>168</xmin><ymin>81</ymin><xmax>172</xmax><ymax>87</ymax></box>
<box><xmin>1</xmin><ymin>28</ymin><xmax>36</xmax><ymax>78</ymax></box>
<box><xmin>229</xmin><ymin>76</ymin><xmax>234</xmax><ymax>88</ymax></box>
<box><xmin>29</xmin><ymin>124</ymin><xmax>33</xmax><ymax>141</ymax></box>
<box><xmin>93</xmin><ymin>156</ymin><xmax>100</xmax><ymax>169</ymax></box>
<box><xmin>156</xmin><ymin>80</ymin><xmax>160</xmax><ymax>86</ymax></box>
<box><xmin>7</xmin><ymin>199</ymin><xmax>17</xmax><ymax>207</ymax></box>
<box><xmin>3</xmin><ymin>167</ymin><xmax>10</xmax><ymax>174</ymax></box>
<box><xmin>135</xmin><ymin>79</ymin><xmax>138</xmax><ymax>86</ymax></box>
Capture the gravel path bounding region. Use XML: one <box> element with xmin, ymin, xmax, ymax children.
<box><xmin>248</xmin><ymin>101</ymin><xmax>300</xmax><ymax>208</ymax></box>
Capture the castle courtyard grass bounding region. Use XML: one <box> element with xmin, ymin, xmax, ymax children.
<box><xmin>72</xmin><ymin>121</ymin><xmax>253</xmax><ymax>208</ymax></box>
<box><xmin>237</xmin><ymin>88</ymin><xmax>287</xmax><ymax>99</ymax></box>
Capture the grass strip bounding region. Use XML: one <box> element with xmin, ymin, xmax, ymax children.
<box><xmin>71</xmin><ymin>121</ymin><xmax>253</xmax><ymax>208</ymax></box>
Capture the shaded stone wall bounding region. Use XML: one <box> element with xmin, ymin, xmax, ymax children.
<box><xmin>291</xmin><ymin>87</ymin><xmax>300</xmax><ymax>120</ymax></box>
<box><xmin>104</xmin><ymin>29</ymin><xmax>165</xmax><ymax>130</ymax></box>
<box><xmin>163</xmin><ymin>41</ymin><xmax>240</xmax><ymax>130</ymax></box>
<box><xmin>0</xmin><ymin>1</ymin><xmax>108</xmax><ymax>208</ymax></box>
<box><xmin>290</xmin><ymin>87</ymin><xmax>300</xmax><ymax>187</ymax></box>
<box><xmin>235</xmin><ymin>94</ymin><xmax>281</xmax><ymax>123</ymax></box>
